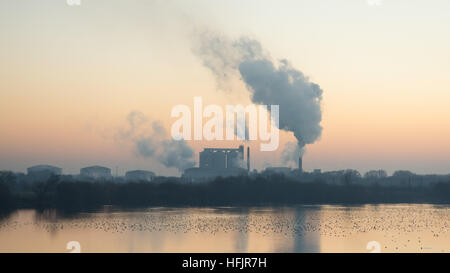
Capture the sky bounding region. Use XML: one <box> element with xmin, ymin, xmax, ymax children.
<box><xmin>1</xmin><ymin>0</ymin><xmax>450</xmax><ymax>176</ymax></box>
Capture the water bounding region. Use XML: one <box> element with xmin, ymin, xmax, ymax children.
<box><xmin>0</xmin><ymin>204</ymin><xmax>448</xmax><ymax>253</ymax></box>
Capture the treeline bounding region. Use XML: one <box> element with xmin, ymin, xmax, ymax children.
<box><xmin>1</xmin><ymin>172</ymin><xmax>450</xmax><ymax>212</ymax></box>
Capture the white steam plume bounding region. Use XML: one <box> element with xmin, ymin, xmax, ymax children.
<box><xmin>119</xmin><ymin>111</ymin><xmax>195</xmax><ymax>172</ymax></box>
<box><xmin>193</xmin><ymin>30</ymin><xmax>323</xmax><ymax>165</ymax></box>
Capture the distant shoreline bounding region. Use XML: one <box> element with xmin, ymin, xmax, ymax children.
<box><xmin>1</xmin><ymin>174</ymin><xmax>450</xmax><ymax>213</ymax></box>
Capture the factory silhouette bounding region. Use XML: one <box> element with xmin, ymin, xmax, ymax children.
<box><xmin>23</xmin><ymin>145</ymin><xmax>307</xmax><ymax>183</ymax></box>
<box><xmin>26</xmin><ymin>164</ymin><xmax>155</xmax><ymax>183</ymax></box>
<box><xmin>184</xmin><ymin>145</ymin><xmax>282</xmax><ymax>182</ymax></box>
<box><xmin>16</xmin><ymin>144</ymin><xmax>450</xmax><ymax>188</ymax></box>
<box><xmin>2</xmin><ymin>144</ymin><xmax>450</xmax><ymax>213</ymax></box>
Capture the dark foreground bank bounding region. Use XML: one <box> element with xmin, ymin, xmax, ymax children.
<box><xmin>1</xmin><ymin>173</ymin><xmax>450</xmax><ymax>212</ymax></box>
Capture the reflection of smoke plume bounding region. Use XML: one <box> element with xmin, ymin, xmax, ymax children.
<box><xmin>193</xmin><ymin>31</ymin><xmax>323</xmax><ymax>164</ymax></box>
<box><xmin>120</xmin><ymin>111</ymin><xmax>195</xmax><ymax>172</ymax></box>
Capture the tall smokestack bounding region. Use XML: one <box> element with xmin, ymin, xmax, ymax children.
<box><xmin>298</xmin><ymin>157</ymin><xmax>303</xmax><ymax>173</ymax></box>
<box><xmin>247</xmin><ymin>146</ymin><xmax>250</xmax><ymax>172</ymax></box>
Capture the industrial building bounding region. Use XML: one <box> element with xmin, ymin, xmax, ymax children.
<box><xmin>27</xmin><ymin>165</ymin><xmax>62</xmax><ymax>176</ymax></box>
<box><xmin>125</xmin><ymin>170</ymin><xmax>155</xmax><ymax>182</ymax></box>
<box><xmin>80</xmin><ymin>166</ymin><xmax>112</xmax><ymax>180</ymax></box>
<box><xmin>27</xmin><ymin>165</ymin><xmax>62</xmax><ymax>181</ymax></box>
<box><xmin>184</xmin><ymin>145</ymin><xmax>249</xmax><ymax>182</ymax></box>
<box><xmin>262</xmin><ymin>156</ymin><xmax>303</xmax><ymax>177</ymax></box>
<box><xmin>199</xmin><ymin>145</ymin><xmax>245</xmax><ymax>169</ymax></box>
<box><xmin>264</xmin><ymin>167</ymin><xmax>292</xmax><ymax>175</ymax></box>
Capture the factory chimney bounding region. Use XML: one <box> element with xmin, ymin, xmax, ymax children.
<box><xmin>247</xmin><ymin>146</ymin><xmax>250</xmax><ymax>172</ymax></box>
<box><xmin>298</xmin><ymin>157</ymin><xmax>303</xmax><ymax>173</ymax></box>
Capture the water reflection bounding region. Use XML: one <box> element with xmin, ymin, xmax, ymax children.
<box><xmin>292</xmin><ymin>206</ymin><xmax>320</xmax><ymax>252</ymax></box>
<box><xmin>0</xmin><ymin>204</ymin><xmax>448</xmax><ymax>252</ymax></box>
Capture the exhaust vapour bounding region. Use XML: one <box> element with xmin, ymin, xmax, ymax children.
<box><xmin>193</xmin><ymin>30</ymin><xmax>323</xmax><ymax>165</ymax></box>
<box><xmin>120</xmin><ymin>111</ymin><xmax>196</xmax><ymax>172</ymax></box>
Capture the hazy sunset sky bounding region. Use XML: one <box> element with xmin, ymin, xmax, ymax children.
<box><xmin>1</xmin><ymin>0</ymin><xmax>450</xmax><ymax>175</ymax></box>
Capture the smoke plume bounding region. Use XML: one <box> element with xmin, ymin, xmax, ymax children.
<box><xmin>193</xmin><ymin>31</ymin><xmax>323</xmax><ymax>164</ymax></box>
<box><xmin>281</xmin><ymin>141</ymin><xmax>304</xmax><ymax>168</ymax></box>
<box><xmin>120</xmin><ymin>111</ymin><xmax>195</xmax><ymax>172</ymax></box>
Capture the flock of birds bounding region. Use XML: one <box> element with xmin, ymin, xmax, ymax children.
<box><xmin>0</xmin><ymin>204</ymin><xmax>449</xmax><ymax>252</ymax></box>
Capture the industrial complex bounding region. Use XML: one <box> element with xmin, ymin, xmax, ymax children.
<box><xmin>24</xmin><ymin>145</ymin><xmax>306</xmax><ymax>183</ymax></box>
<box><xmin>125</xmin><ymin>170</ymin><xmax>155</xmax><ymax>182</ymax></box>
<box><xmin>20</xmin><ymin>146</ymin><xmax>450</xmax><ymax>188</ymax></box>
<box><xmin>183</xmin><ymin>145</ymin><xmax>249</xmax><ymax>182</ymax></box>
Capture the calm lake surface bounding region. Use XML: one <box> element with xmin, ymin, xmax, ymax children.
<box><xmin>0</xmin><ymin>204</ymin><xmax>449</xmax><ymax>253</ymax></box>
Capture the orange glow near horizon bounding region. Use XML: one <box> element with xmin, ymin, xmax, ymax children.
<box><xmin>1</xmin><ymin>0</ymin><xmax>450</xmax><ymax>175</ymax></box>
